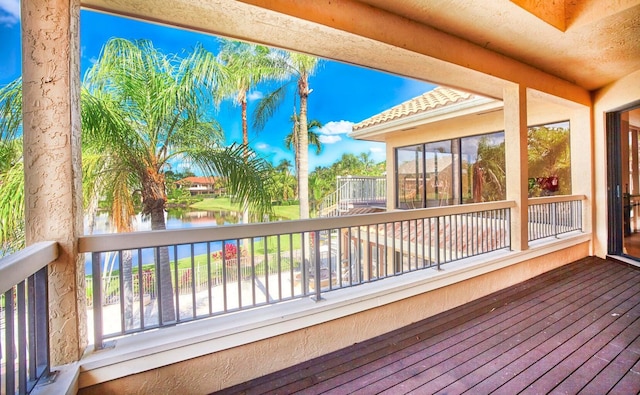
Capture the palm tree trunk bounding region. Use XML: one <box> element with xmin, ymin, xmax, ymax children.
<box><xmin>150</xmin><ymin>206</ymin><xmax>176</xmax><ymax>323</ymax></box>
<box><xmin>122</xmin><ymin>249</ymin><xmax>134</xmax><ymax>329</ymax></box>
<box><xmin>143</xmin><ymin>171</ymin><xmax>176</xmax><ymax>323</ymax></box>
<box><xmin>241</xmin><ymin>95</ymin><xmax>250</xmax><ymax>224</ymax></box>
<box><xmin>298</xmin><ymin>76</ymin><xmax>310</xmax><ymax>220</ymax></box>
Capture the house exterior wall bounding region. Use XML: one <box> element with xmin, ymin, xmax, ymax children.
<box><xmin>592</xmin><ymin>69</ymin><xmax>640</xmax><ymax>258</ymax></box>
<box><xmin>78</xmin><ymin>242</ymin><xmax>589</xmax><ymax>394</ymax></box>
<box><xmin>383</xmin><ymin>99</ymin><xmax>580</xmax><ymax>213</ymax></box>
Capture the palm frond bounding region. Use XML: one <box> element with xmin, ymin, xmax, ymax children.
<box><xmin>0</xmin><ymin>78</ymin><xmax>23</xmax><ymax>141</ymax></box>
<box><xmin>252</xmin><ymin>83</ymin><xmax>290</xmax><ymax>131</ymax></box>
<box><xmin>0</xmin><ymin>159</ymin><xmax>24</xmax><ymax>250</ymax></box>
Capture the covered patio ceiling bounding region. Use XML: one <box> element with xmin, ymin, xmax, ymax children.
<box><xmin>79</xmin><ymin>0</ymin><xmax>639</xmax><ymax>103</ymax></box>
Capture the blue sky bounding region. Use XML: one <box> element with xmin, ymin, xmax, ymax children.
<box><xmin>0</xmin><ymin>5</ymin><xmax>435</xmax><ymax>170</ymax></box>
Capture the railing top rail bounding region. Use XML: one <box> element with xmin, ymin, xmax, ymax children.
<box><xmin>528</xmin><ymin>194</ymin><xmax>586</xmax><ymax>204</ymax></box>
<box><xmin>0</xmin><ymin>241</ymin><xmax>58</xmax><ymax>294</ymax></box>
<box><xmin>336</xmin><ymin>175</ymin><xmax>386</xmax><ymax>180</ymax></box>
<box><xmin>79</xmin><ymin>200</ymin><xmax>515</xmax><ymax>253</ymax></box>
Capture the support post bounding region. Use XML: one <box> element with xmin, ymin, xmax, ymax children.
<box><xmin>504</xmin><ymin>84</ymin><xmax>529</xmax><ymax>251</ymax></box>
<box><xmin>21</xmin><ymin>0</ymin><xmax>86</xmax><ymax>364</ymax></box>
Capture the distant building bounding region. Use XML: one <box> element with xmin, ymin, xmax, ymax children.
<box><xmin>176</xmin><ymin>176</ymin><xmax>225</xmax><ymax>196</ymax></box>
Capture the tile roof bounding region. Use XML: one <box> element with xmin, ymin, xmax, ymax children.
<box><xmin>352</xmin><ymin>87</ymin><xmax>475</xmax><ymax>131</ymax></box>
<box><xmin>177</xmin><ymin>176</ymin><xmax>218</xmax><ymax>185</ymax></box>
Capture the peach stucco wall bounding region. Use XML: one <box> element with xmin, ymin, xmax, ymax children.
<box><xmin>592</xmin><ymin>69</ymin><xmax>640</xmax><ymax>258</ymax></box>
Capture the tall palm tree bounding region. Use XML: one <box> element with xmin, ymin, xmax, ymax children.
<box><xmin>0</xmin><ymin>38</ymin><xmax>273</xmax><ymax>323</ymax></box>
<box><xmin>253</xmin><ymin>51</ymin><xmax>320</xmax><ymax>219</ymax></box>
<box><xmin>284</xmin><ymin>113</ymin><xmax>323</xmax><ymax>191</ymax></box>
<box><xmin>217</xmin><ymin>40</ymin><xmax>288</xmax><ymax>222</ymax></box>
<box><xmin>274</xmin><ymin>159</ymin><xmax>296</xmax><ymax>201</ymax></box>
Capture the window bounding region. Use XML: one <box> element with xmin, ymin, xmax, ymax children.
<box><xmin>396</xmin><ymin>145</ymin><xmax>424</xmax><ymax>209</ymax></box>
<box><xmin>396</xmin><ymin>131</ymin><xmax>505</xmax><ymax>208</ymax></box>
<box><xmin>462</xmin><ymin>132</ymin><xmax>506</xmax><ymax>203</ymax></box>
<box><xmin>395</xmin><ymin>120</ymin><xmax>571</xmax><ymax>209</ymax></box>
<box><xmin>527</xmin><ymin>121</ymin><xmax>571</xmax><ymax>197</ymax></box>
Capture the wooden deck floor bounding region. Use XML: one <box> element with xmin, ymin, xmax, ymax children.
<box><xmin>215</xmin><ymin>257</ymin><xmax>640</xmax><ymax>394</ymax></box>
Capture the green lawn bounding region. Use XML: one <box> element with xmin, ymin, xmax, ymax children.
<box><xmin>191</xmin><ymin>197</ymin><xmax>300</xmax><ymax>220</ymax></box>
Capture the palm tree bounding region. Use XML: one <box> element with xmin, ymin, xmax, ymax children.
<box><xmin>284</xmin><ymin>113</ymin><xmax>323</xmax><ymax>191</ymax></box>
<box><xmin>217</xmin><ymin>40</ymin><xmax>288</xmax><ymax>222</ymax></box>
<box><xmin>0</xmin><ymin>140</ymin><xmax>24</xmax><ymax>255</ymax></box>
<box><xmin>253</xmin><ymin>51</ymin><xmax>320</xmax><ymax>219</ymax></box>
<box><xmin>274</xmin><ymin>159</ymin><xmax>296</xmax><ymax>201</ymax></box>
<box><xmin>0</xmin><ymin>38</ymin><xmax>273</xmax><ymax>324</ymax></box>
<box><xmin>0</xmin><ymin>79</ymin><xmax>23</xmax><ymax>255</ymax></box>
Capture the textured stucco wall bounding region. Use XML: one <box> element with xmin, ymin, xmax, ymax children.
<box><xmin>21</xmin><ymin>0</ymin><xmax>87</xmax><ymax>364</ymax></box>
<box><xmin>78</xmin><ymin>243</ymin><xmax>588</xmax><ymax>394</ymax></box>
<box><xmin>592</xmin><ymin>69</ymin><xmax>640</xmax><ymax>258</ymax></box>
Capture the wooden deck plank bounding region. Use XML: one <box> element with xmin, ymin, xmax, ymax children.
<box><xmin>240</xmin><ymin>260</ymin><xmax>592</xmax><ymax>394</ymax></box>
<box><xmin>365</xmin><ymin>262</ymin><xmax>632</xmax><ymax>394</ymax></box>
<box><xmin>375</xmin><ymin>265</ymin><xmax>639</xmax><ymax>394</ymax></box>
<box><xmin>610</xmin><ymin>356</ymin><xmax>640</xmax><ymax>394</ymax></box>
<box><xmin>227</xmin><ymin>258</ymin><xmax>597</xmax><ymax>395</ymax></box>
<box><xmin>488</xmin><ymin>283</ymin><xmax>640</xmax><ymax>394</ymax></box>
<box><xmin>212</xmin><ymin>257</ymin><xmax>640</xmax><ymax>395</ymax></box>
<box><xmin>512</xmin><ymin>295</ymin><xmax>640</xmax><ymax>394</ymax></box>
<box><xmin>575</xmin><ymin>319</ymin><xmax>640</xmax><ymax>394</ymax></box>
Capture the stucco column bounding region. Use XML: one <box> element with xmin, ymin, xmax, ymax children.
<box><xmin>504</xmin><ymin>84</ymin><xmax>528</xmax><ymax>251</ymax></box>
<box><xmin>21</xmin><ymin>0</ymin><xmax>86</xmax><ymax>365</ymax></box>
<box><xmin>569</xmin><ymin>107</ymin><xmax>593</xmax><ymax>241</ymax></box>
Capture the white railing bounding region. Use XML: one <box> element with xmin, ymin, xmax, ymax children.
<box><xmin>318</xmin><ymin>176</ymin><xmax>386</xmax><ymax>217</ymax></box>
<box><xmin>1</xmin><ymin>241</ymin><xmax>58</xmax><ymax>395</ymax></box>
<box><xmin>528</xmin><ymin>195</ymin><xmax>585</xmax><ymax>241</ymax></box>
<box><xmin>80</xmin><ymin>201</ymin><xmax>514</xmax><ymax>348</ymax></box>
<box><xmin>79</xmin><ymin>195</ymin><xmax>586</xmax><ymax>349</ymax></box>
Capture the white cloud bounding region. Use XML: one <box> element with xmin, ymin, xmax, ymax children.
<box><xmin>0</xmin><ymin>0</ymin><xmax>19</xmax><ymax>26</ymax></box>
<box><xmin>318</xmin><ymin>120</ymin><xmax>354</xmax><ymax>136</ymax></box>
<box><xmin>370</xmin><ymin>146</ymin><xmax>383</xmax><ymax>153</ymax></box>
<box><xmin>247</xmin><ymin>91</ymin><xmax>264</xmax><ymax>101</ymax></box>
<box><xmin>318</xmin><ymin>135</ymin><xmax>342</xmax><ymax>144</ymax></box>
<box><xmin>255</xmin><ymin>142</ymin><xmax>270</xmax><ymax>151</ymax></box>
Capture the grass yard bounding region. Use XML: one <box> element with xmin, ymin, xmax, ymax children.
<box><xmin>191</xmin><ymin>197</ymin><xmax>300</xmax><ymax>220</ymax></box>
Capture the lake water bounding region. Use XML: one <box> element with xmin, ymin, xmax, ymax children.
<box><xmin>85</xmin><ymin>209</ymin><xmax>243</xmax><ymax>274</ymax></box>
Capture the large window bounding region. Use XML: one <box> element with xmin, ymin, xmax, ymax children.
<box><xmin>396</xmin><ymin>131</ymin><xmax>505</xmax><ymax>208</ymax></box>
<box><xmin>396</xmin><ymin>145</ymin><xmax>424</xmax><ymax>209</ymax></box>
<box><xmin>424</xmin><ymin>140</ymin><xmax>460</xmax><ymax>207</ymax></box>
<box><xmin>527</xmin><ymin>121</ymin><xmax>571</xmax><ymax>197</ymax></box>
<box><xmin>395</xmin><ymin>121</ymin><xmax>572</xmax><ymax>209</ymax></box>
<box><xmin>462</xmin><ymin>132</ymin><xmax>506</xmax><ymax>203</ymax></box>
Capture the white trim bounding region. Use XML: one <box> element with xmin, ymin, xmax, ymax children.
<box><xmin>0</xmin><ymin>241</ymin><xmax>58</xmax><ymax>294</ymax></box>
<box><xmin>78</xmin><ymin>200</ymin><xmax>515</xmax><ymax>252</ymax></box>
<box><xmin>77</xmin><ymin>232</ymin><xmax>590</xmax><ymax>388</ymax></box>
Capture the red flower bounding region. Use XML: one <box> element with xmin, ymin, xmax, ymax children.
<box><xmin>212</xmin><ymin>243</ymin><xmax>246</xmax><ymax>261</ymax></box>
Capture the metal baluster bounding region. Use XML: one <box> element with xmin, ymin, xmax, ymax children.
<box><xmin>92</xmin><ymin>252</ymin><xmax>103</xmax><ymax>349</ymax></box>
<box><xmin>191</xmin><ymin>244</ymin><xmax>196</xmax><ymax>318</ymax></box>
<box><xmin>313</xmin><ymin>230</ymin><xmax>322</xmax><ymax>301</ymax></box>
<box><xmin>207</xmin><ymin>243</ymin><xmax>212</xmax><ymax>315</ymax></box>
<box><xmin>34</xmin><ymin>266</ymin><xmax>50</xmax><ymax>381</ymax></box>
<box><xmin>5</xmin><ymin>288</ymin><xmax>15</xmax><ymax>395</ymax></box>
<box><xmin>17</xmin><ymin>281</ymin><xmax>26</xmax><ymax>392</ymax></box>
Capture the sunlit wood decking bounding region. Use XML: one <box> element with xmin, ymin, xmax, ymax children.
<box><xmin>215</xmin><ymin>257</ymin><xmax>640</xmax><ymax>394</ymax></box>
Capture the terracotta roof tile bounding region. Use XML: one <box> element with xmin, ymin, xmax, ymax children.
<box><xmin>352</xmin><ymin>87</ymin><xmax>475</xmax><ymax>131</ymax></box>
<box><xmin>177</xmin><ymin>176</ymin><xmax>218</xmax><ymax>185</ymax></box>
